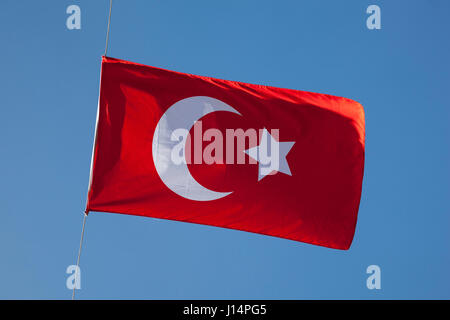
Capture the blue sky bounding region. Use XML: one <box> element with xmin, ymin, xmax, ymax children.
<box><xmin>0</xmin><ymin>0</ymin><xmax>449</xmax><ymax>299</ymax></box>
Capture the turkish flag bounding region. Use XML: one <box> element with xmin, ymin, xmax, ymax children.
<box><xmin>86</xmin><ymin>56</ymin><xmax>365</xmax><ymax>250</ymax></box>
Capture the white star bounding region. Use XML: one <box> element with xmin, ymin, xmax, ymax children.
<box><xmin>245</xmin><ymin>128</ymin><xmax>295</xmax><ymax>181</ymax></box>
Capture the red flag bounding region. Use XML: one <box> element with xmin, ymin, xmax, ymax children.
<box><xmin>86</xmin><ymin>56</ymin><xmax>365</xmax><ymax>250</ymax></box>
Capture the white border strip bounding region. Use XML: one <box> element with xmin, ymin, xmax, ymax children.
<box><xmin>84</xmin><ymin>57</ymin><xmax>104</xmax><ymax>213</ymax></box>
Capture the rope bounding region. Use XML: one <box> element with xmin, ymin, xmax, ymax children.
<box><xmin>72</xmin><ymin>213</ymin><xmax>88</xmax><ymax>300</ymax></box>
<box><xmin>72</xmin><ymin>0</ymin><xmax>112</xmax><ymax>300</ymax></box>
<box><xmin>104</xmin><ymin>0</ymin><xmax>113</xmax><ymax>56</ymax></box>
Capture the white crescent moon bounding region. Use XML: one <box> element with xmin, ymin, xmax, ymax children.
<box><xmin>152</xmin><ymin>96</ymin><xmax>240</xmax><ymax>201</ymax></box>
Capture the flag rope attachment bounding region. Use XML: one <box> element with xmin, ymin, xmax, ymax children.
<box><xmin>72</xmin><ymin>213</ymin><xmax>88</xmax><ymax>300</ymax></box>
<box><xmin>72</xmin><ymin>0</ymin><xmax>112</xmax><ymax>301</ymax></box>
<box><xmin>104</xmin><ymin>0</ymin><xmax>113</xmax><ymax>56</ymax></box>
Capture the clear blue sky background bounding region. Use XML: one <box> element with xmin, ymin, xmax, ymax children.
<box><xmin>0</xmin><ymin>0</ymin><xmax>449</xmax><ymax>299</ymax></box>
